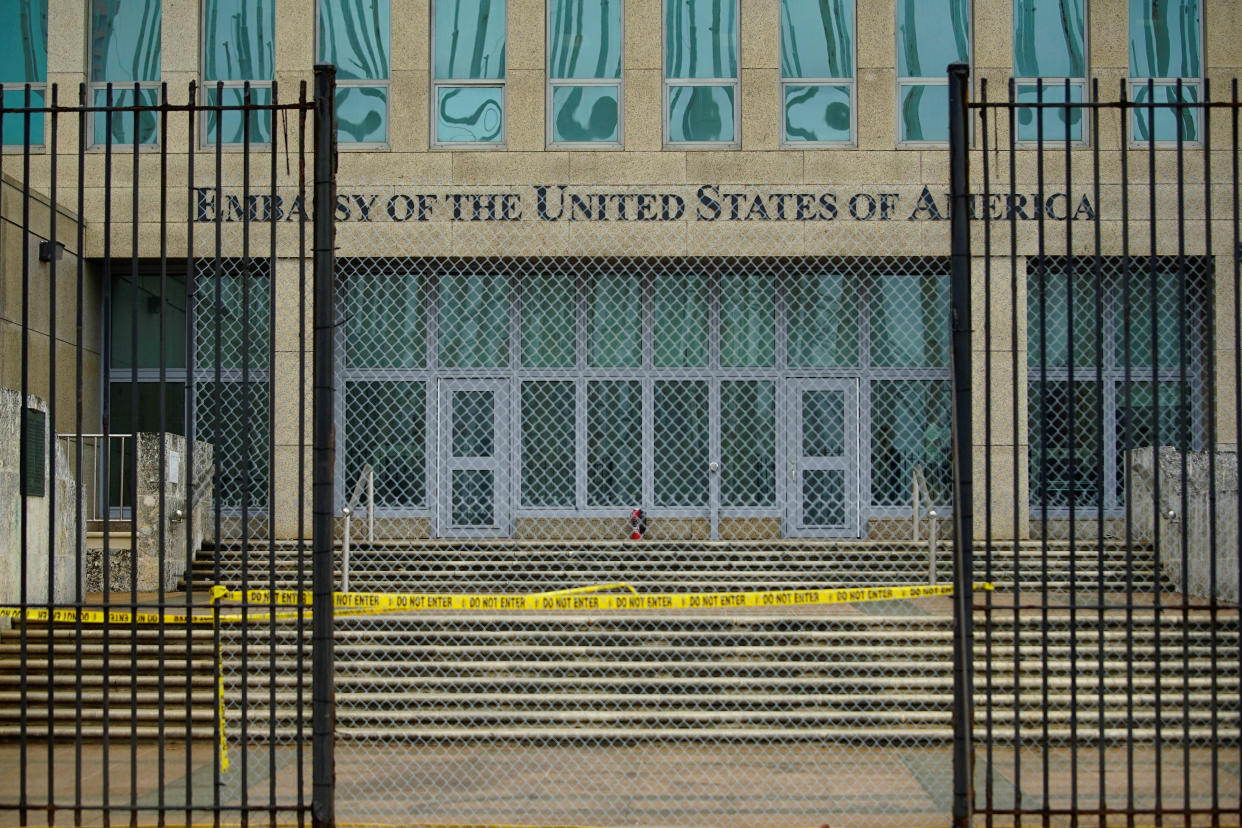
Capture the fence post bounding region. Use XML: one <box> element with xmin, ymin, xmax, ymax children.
<box><xmin>312</xmin><ymin>62</ymin><xmax>337</xmax><ymax>828</ymax></box>
<box><xmin>948</xmin><ymin>61</ymin><xmax>975</xmax><ymax>828</ymax></box>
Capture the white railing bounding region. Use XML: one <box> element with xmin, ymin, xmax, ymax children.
<box><xmin>911</xmin><ymin>465</ymin><xmax>939</xmax><ymax>584</ymax></box>
<box><xmin>340</xmin><ymin>465</ymin><xmax>374</xmax><ymax>593</ymax></box>
<box><xmin>57</xmin><ymin>433</ymin><xmax>133</xmax><ymax>521</ymax></box>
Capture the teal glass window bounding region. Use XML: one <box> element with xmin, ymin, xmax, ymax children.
<box><xmin>587</xmin><ymin>272</ymin><xmax>640</xmax><ymax>367</ymax></box>
<box><xmin>203</xmin><ymin>0</ymin><xmax>276</xmax><ymax>144</ymax></box>
<box><xmin>90</xmin><ymin>0</ymin><xmax>162</xmax><ymax>145</ymax></box>
<box><xmin>870</xmin><ymin>273</ymin><xmax>948</xmax><ymax>368</ymax></box>
<box><xmin>871</xmin><ymin>381</ymin><xmax>952</xmax><ymax>506</ymax></box>
<box><xmin>587</xmin><ymin>380</ymin><xmax>641</xmax><ymax>507</ymax></box>
<box><xmin>653</xmin><ymin>380</ymin><xmax>709</xmax><ymax>507</ymax></box>
<box><xmin>548</xmin><ymin>0</ymin><xmax>622</xmax><ymax>145</ymax></box>
<box><xmin>653</xmin><ymin>270</ymin><xmax>708</xmax><ymax>368</ymax></box>
<box><xmin>437</xmin><ymin>272</ymin><xmax>509</xmax><ymax>368</ymax></box>
<box><xmin>721</xmin><ymin>381</ymin><xmax>776</xmax><ymax>507</ymax></box>
<box><xmin>780</xmin><ymin>0</ymin><xmax>854</xmax><ymax>144</ymax></box>
<box><xmin>318</xmin><ymin>0</ymin><xmax>390</xmax><ymax>144</ymax></box>
<box><xmin>786</xmin><ymin>270</ymin><xmax>860</xmax><ymax>368</ymax></box>
<box><xmin>664</xmin><ymin>0</ymin><xmax>739</xmax><ymax>145</ymax></box>
<box><xmin>521</xmin><ymin>381</ymin><xmax>576</xmax><ymax>508</ymax></box>
<box><xmin>896</xmin><ymin>0</ymin><xmax>970</xmax><ymax>142</ymax></box>
<box><xmin>0</xmin><ymin>0</ymin><xmax>47</xmax><ymax>146</ymax></box>
<box><xmin>720</xmin><ymin>271</ymin><xmax>774</xmax><ymax>367</ymax></box>
<box><xmin>433</xmin><ymin>0</ymin><xmax>506</xmax><ymax>145</ymax></box>
<box><xmin>1013</xmin><ymin>0</ymin><xmax>1086</xmax><ymax>141</ymax></box>
<box><xmin>346</xmin><ymin>381</ymin><xmax>427</xmax><ymax>508</ymax></box>
<box><xmin>346</xmin><ymin>272</ymin><xmax>429</xmax><ymax>369</ymax></box>
<box><xmin>521</xmin><ymin>271</ymin><xmax>576</xmax><ymax>368</ymax></box>
<box><xmin>1129</xmin><ymin>0</ymin><xmax>1201</xmax><ymax>142</ymax></box>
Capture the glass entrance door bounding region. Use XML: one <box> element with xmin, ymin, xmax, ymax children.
<box><xmin>437</xmin><ymin>379</ymin><xmax>510</xmax><ymax>537</ymax></box>
<box><xmin>787</xmin><ymin>379</ymin><xmax>860</xmax><ymax>537</ymax></box>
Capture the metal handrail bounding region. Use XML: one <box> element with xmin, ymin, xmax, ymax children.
<box><xmin>57</xmin><ymin>433</ymin><xmax>134</xmax><ymax>522</ymax></box>
<box><xmin>911</xmin><ymin>465</ymin><xmax>939</xmax><ymax>584</ymax></box>
<box><xmin>341</xmin><ymin>465</ymin><xmax>374</xmax><ymax>593</ymax></box>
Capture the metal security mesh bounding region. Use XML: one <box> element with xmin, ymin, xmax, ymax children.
<box><xmin>319</xmin><ymin>187</ymin><xmax>960</xmax><ymax>827</ymax></box>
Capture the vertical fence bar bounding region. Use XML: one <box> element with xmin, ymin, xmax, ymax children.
<box><xmin>948</xmin><ymin>61</ymin><xmax>975</xmax><ymax>828</ymax></box>
<box><xmin>311</xmin><ymin>63</ymin><xmax>337</xmax><ymax>828</ymax></box>
<box><xmin>1119</xmin><ymin>78</ymin><xmax>1136</xmax><ymax>828</ymax></box>
<box><xmin>45</xmin><ymin>82</ymin><xmax>59</xmax><ymax>828</ymax></box>
<box><xmin>268</xmin><ymin>80</ymin><xmax>281</xmax><ymax>828</ymax></box>
<box><xmin>17</xmin><ymin>79</ymin><xmax>31</xmax><ymax>828</ymax></box>
<box><xmin>239</xmin><ymin>80</ymin><xmax>253</xmax><ymax>820</ymax></box>
<box><xmin>1006</xmin><ymin>77</ymin><xmax>1024</xmax><ymax>827</ymax></box>
<box><xmin>74</xmin><ymin>81</ymin><xmax>87</xmax><ymax>828</ymax></box>
<box><xmin>1145</xmin><ymin>78</ymin><xmax>1164</xmax><ymax>821</ymax></box>
<box><xmin>156</xmin><ymin>82</ymin><xmax>169</xmax><ymax>828</ymax></box>
<box><xmin>101</xmin><ymin>83</ymin><xmax>114</xmax><ymax>826</ymax></box>
<box><xmin>1090</xmin><ymin>76</ymin><xmax>1107</xmax><ymax>825</ymax></box>
<box><xmin>296</xmin><ymin>78</ymin><xmax>310</xmax><ymax>828</ymax></box>
<box><xmin>128</xmin><ymin>85</ymin><xmax>141</xmax><ymax>826</ymax></box>
<box><xmin>979</xmin><ymin>76</ymin><xmax>995</xmax><ymax>828</ymax></box>
<box><xmin>183</xmin><ymin>79</ymin><xmax>198</xmax><ymax>828</ymax></box>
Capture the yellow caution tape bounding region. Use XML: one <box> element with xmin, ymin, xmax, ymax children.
<box><xmin>0</xmin><ymin>582</ymin><xmax>993</xmax><ymax>626</ymax></box>
<box><xmin>212</xmin><ymin>581</ymin><xmax>992</xmax><ymax>614</ymax></box>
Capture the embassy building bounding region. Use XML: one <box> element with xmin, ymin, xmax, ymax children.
<box><xmin>0</xmin><ymin>0</ymin><xmax>1235</xmax><ymax>544</ymax></box>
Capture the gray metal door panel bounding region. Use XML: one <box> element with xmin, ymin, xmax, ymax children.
<box><xmin>436</xmin><ymin>378</ymin><xmax>510</xmax><ymax>537</ymax></box>
<box><xmin>787</xmin><ymin>378</ymin><xmax>860</xmax><ymax>537</ymax></box>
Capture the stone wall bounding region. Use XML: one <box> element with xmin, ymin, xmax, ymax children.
<box><xmin>84</xmin><ymin>434</ymin><xmax>213</xmax><ymax>593</ymax></box>
<box><xmin>1130</xmin><ymin>446</ymin><xmax>1240</xmax><ymax>603</ymax></box>
<box><xmin>0</xmin><ymin>388</ymin><xmax>85</xmax><ymax>612</ymax></box>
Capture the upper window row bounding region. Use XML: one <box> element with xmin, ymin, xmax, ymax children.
<box><xmin>0</xmin><ymin>0</ymin><xmax>1205</xmax><ymax>148</ymax></box>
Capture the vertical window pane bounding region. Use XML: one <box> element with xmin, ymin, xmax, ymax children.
<box><xmin>870</xmin><ymin>380</ymin><xmax>951</xmax><ymax>507</ymax></box>
<box><xmin>203</xmin><ymin>0</ymin><xmax>274</xmax><ymax>80</ymax></box>
<box><xmin>654</xmin><ymin>380</ymin><xmax>709</xmax><ymax>507</ymax></box>
<box><xmin>1116</xmin><ymin>267</ymin><xmax>1187</xmax><ymax>370</ymax></box>
<box><xmin>587</xmin><ymin>381</ymin><xmax>641</xmax><ymax>506</ymax></box>
<box><xmin>90</xmin><ymin>0</ymin><xmax>161</xmax><ymax>82</ymax></box>
<box><xmin>108</xmin><ymin>382</ymin><xmax>186</xmax><ymax>510</ymax></box>
<box><xmin>204</xmin><ymin>86</ymin><xmax>274</xmax><ymax>144</ymax></box>
<box><xmin>720</xmin><ymin>270</ymin><xmax>774</xmax><ymax>367</ymax></box>
<box><xmin>452</xmin><ymin>469</ymin><xmax>494</xmax><ymax>525</ymax></box>
<box><xmin>668</xmin><ymin>85</ymin><xmax>735</xmax><ymax>143</ymax></box>
<box><xmin>195</xmin><ymin>263</ymin><xmax>271</xmax><ymax>371</ymax></box>
<box><xmin>870</xmin><ymin>272</ymin><xmax>948</xmax><ymax>368</ymax></box>
<box><xmin>1129</xmin><ymin>0</ymin><xmax>1200</xmax><ymax>78</ymax></box>
<box><xmin>318</xmin><ymin>0</ymin><xmax>390</xmax><ymax>80</ymax></box>
<box><xmin>551</xmin><ymin>86</ymin><xmax>619</xmax><ymax>143</ymax></box>
<box><xmin>1131</xmin><ymin>83</ymin><xmax>1199</xmax><ymax>142</ymax></box>
<box><xmin>0</xmin><ymin>0</ymin><xmax>46</xmax><ymax>82</ymax></box>
<box><xmin>438</xmin><ymin>271</ymin><xmax>509</xmax><ymax>368</ymax></box>
<box><xmin>550</xmin><ymin>0</ymin><xmax>621</xmax><ymax>79</ymax></box>
<box><xmin>110</xmin><ymin>274</ymin><xmax>188</xmax><ymax>371</ymax></box>
<box><xmin>1013</xmin><ymin>0</ymin><xmax>1084</xmax><ymax>78</ymax></box>
<box><xmin>896</xmin><ymin>0</ymin><xmax>969</xmax><ymax>77</ymax></box>
<box><xmin>721</xmin><ymin>381</ymin><xmax>775</xmax><ymax>507</ymax></box>
<box><xmin>786</xmin><ymin>271</ymin><xmax>859</xmax><ymax>367</ymax></box>
<box><xmin>665</xmin><ymin>0</ymin><xmax>737</xmax><ymax>79</ymax></box>
<box><xmin>436</xmin><ymin>86</ymin><xmax>503</xmax><ymax>143</ymax></box>
<box><xmin>346</xmin><ymin>272</ymin><xmax>428</xmax><ymax>369</ymax></box>
<box><xmin>522</xmin><ymin>272</ymin><xmax>576</xmax><ymax>368</ymax></box>
<box><xmin>336</xmin><ymin>85</ymin><xmax>388</xmax><ymax>143</ymax></box>
<box><xmin>92</xmin><ymin>86</ymin><xmax>160</xmax><ymax>145</ymax></box>
<box><xmin>1028</xmin><ymin>265</ymin><xmax>1101</xmax><ymax>370</ymax></box>
<box><xmin>899</xmin><ymin>83</ymin><xmax>949</xmax><ymax>142</ymax></box>
<box><xmin>522</xmin><ymin>381</ymin><xmax>576</xmax><ymax>508</ymax></box>
<box><xmin>452</xmin><ymin>389</ymin><xmax>495</xmax><ymax>457</ymax></box>
<box><xmin>780</xmin><ymin>0</ymin><xmax>852</xmax><ymax>78</ymax></box>
<box><xmin>194</xmin><ymin>381</ymin><xmax>270</xmax><ymax>509</ymax></box>
<box><xmin>1</xmin><ymin>88</ymin><xmax>45</xmax><ymax>146</ymax></box>
<box><xmin>587</xmin><ymin>272</ymin><xmax>640</xmax><ymax>367</ymax></box>
<box><xmin>1028</xmin><ymin>379</ymin><xmax>1103</xmax><ymax>508</ymax></box>
<box><xmin>1015</xmin><ymin>84</ymin><xmax>1084</xmax><ymax>142</ymax></box>
<box><xmin>346</xmin><ymin>381</ymin><xmax>426</xmax><ymax>508</ymax></box>
<box><xmin>435</xmin><ymin>0</ymin><xmax>506</xmax><ymax>80</ymax></box>
<box><xmin>653</xmin><ymin>270</ymin><xmax>708</xmax><ymax>368</ymax></box>
<box><xmin>784</xmin><ymin>85</ymin><xmax>851</xmax><ymax>143</ymax></box>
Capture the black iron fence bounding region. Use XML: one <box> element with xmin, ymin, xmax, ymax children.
<box><xmin>950</xmin><ymin>65</ymin><xmax>1242</xmax><ymax>826</ymax></box>
<box><xmin>0</xmin><ymin>66</ymin><xmax>336</xmax><ymax>826</ymax></box>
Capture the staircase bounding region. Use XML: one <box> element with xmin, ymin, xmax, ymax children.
<box><xmin>2</xmin><ymin>539</ymin><xmax>1236</xmax><ymax>745</ymax></box>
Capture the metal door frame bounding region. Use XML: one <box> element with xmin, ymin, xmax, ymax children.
<box><xmin>435</xmin><ymin>377</ymin><xmax>511</xmax><ymax>537</ymax></box>
<box><xmin>785</xmin><ymin>377</ymin><xmax>861</xmax><ymax>537</ymax></box>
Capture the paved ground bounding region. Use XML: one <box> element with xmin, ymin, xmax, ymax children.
<box><xmin>1</xmin><ymin>741</ymin><xmax>1238</xmax><ymax>827</ymax></box>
